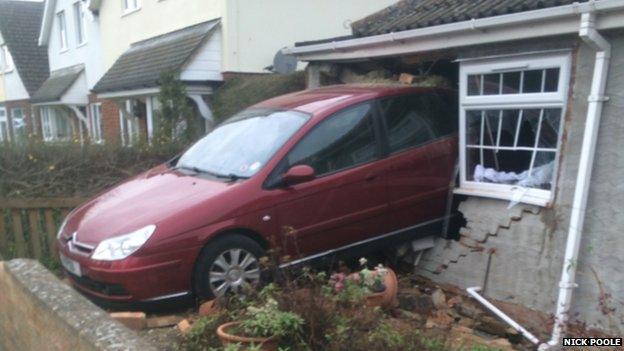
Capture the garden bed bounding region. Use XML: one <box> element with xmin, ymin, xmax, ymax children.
<box><xmin>129</xmin><ymin>264</ymin><xmax>534</xmax><ymax>351</ymax></box>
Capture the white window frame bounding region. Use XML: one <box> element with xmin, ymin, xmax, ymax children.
<box><xmin>73</xmin><ymin>1</ymin><xmax>88</xmax><ymax>46</ymax></box>
<box><xmin>120</xmin><ymin>99</ymin><xmax>139</xmax><ymax>146</ymax></box>
<box><xmin>0</xmin><ymin>107</ymin><xmax>9</xmax><ymax>142</ymax></box>
<box><xmin>41</xmin><ymin>107</ymin><xmax>54</xmax><ymax>141</ymax></box>
<box><xmin>89</xmin><ymin>103</ymin><xmax>103</xmax><ymax>144</ymax></box>
<box><xmin>122</xmin><ymin>0</ymin><xmax>141</xmax><ymax>15</ymax></box>
<box><xmin>57</xmin><ymin>10</ymin><xmax>68</xmax><ymax>52</ymax></box>
<box><xmin>1</xmin><ymin>45</ymin><xmax>13</xmax><ymax>72</ymax></box>
<box><xmin>455</xmin><ymin>52</ymin><xmax>571</xmax><ymax>207</ymax></box>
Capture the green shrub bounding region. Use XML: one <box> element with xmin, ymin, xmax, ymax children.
<box><xmin>0</xmin><ymin>142</ymin><xmax>185</xmax><ymax>198</ymax></box>
<box><xmin>211</xmin><ymin>72</ymin><xmax>306</xmax><ymax>121</ymax></box>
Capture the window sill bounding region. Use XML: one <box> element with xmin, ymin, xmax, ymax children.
<box><xmin>454</xmin><ymin>184</ymin><xmax>552</xmax><ymax>207</ymax></box>
<box><xmin>77</xmin><ymin>41</ymin><xmax>88</xmax><ymax>49</ymax></box>
<box><xmin>121</xmin><ymin>8</ymin><xmax>141</xmax><ymax>17</ymax></box>
<box><xmin>59</xmin><ymin>48</ymin><xmax>69</xmax><ymax>54</ymax></box>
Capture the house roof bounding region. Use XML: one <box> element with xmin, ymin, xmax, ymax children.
<box><xmin>351</xmin><ymin>0</ymin><xmax>583</xmax><ymax>37</ymax></box>
<box><xmin>92</xmin><ymin>19</ymin><xmax>220</xmax><ymax>93</ymax></box>
<box><xmin>31</xmin><ymin>64</ymin><xmax>83</xmax><ymax>103</ymax></box>
<box><xmin>0</xmin><ymin>0</ymin><xmax>49</xmax><ymax>96</ymax></box>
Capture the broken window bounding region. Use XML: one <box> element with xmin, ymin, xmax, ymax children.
<box><xmin>457</xmin><ymin>53</ymin><xmax>571</xmax><ymax>206</ymax></box>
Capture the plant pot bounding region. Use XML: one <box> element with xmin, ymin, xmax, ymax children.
<box><xmin>365</xmin><ymin>268</ymin><xmax>398</xmax><ymax>308</ymax></box>
<box><xmin>217</xmin><ymin>321</ymin><xmax>279</xmax><ymax>351</ymax></box>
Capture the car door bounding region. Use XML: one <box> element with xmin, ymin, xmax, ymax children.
<box><xmin>265</xmin><ymin>101</ymin><xmax>389</xmax><ymax>257</ymax></box>
<box><xmin>377</xmin><ymin>92</ymin><xmax>458</xmax><ymax>233</ymax></box>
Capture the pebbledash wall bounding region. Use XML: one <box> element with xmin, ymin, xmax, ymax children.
<box><xmin>417</xmin><ymin>32</ymin><xmax>624</xmax><ymax>336</ymax></box>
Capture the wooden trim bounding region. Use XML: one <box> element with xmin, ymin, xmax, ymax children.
<box><xmin>0</xmin><ymin>198</ymin><xmax>87</xmax><ymax>209</ymax></box>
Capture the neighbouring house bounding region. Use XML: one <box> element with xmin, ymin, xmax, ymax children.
<box><xmin>285</xmin><ymin>0</ymin><xmax>624</xmax><ymax>346</ymax></box>
<box><xmin>0</xmin><ymin>0</ymin><xmax>49</xmax><ymax>144</ymax></box>
<box><xmin>88</xmin><ymin>0</ymin><xmax>397</xmax><ymax>144</ymax></box>
<box><xmin>32</xmin><ymin>0</ymin><xmax>105</xmax><ymax>144</ymax></box>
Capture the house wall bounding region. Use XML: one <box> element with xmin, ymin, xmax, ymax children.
<box><xmin>45</xmin><ymin>0</ymin><xmax>104</xmax><ymax>89</ymax></box>
<box><xmin>222</xmin><ymin>0</ymin><xmax>396</xmax><ymax>73</ymax></box>
<box><xmin>416</xmin><ymin>33</ymin><xmax>624</xmax><ymax>336</ymax></box>
<box><xmin>0</xmin><ymin>32</ymin><xmax>29</xmax><ymax>102</ymax></box>
<box><xmin>97</xmin><ymin>0</ymin><xmax>225</xmax><ymax>71</ymax></box>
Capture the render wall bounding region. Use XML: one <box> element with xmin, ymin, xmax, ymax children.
<box><xmin>419</xmin><ymin>32</ymin><xmax>624</xmax><ymax>336</ymax></box>
<box><xmin>0</xmin><ymin>259</ymin><xmax>155</xmax><ymax>351</ymax></box>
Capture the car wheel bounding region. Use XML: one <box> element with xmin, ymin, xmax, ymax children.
<box><xmin>194</xmin><ymin>234</ymin><xmax>265</xmax><ymax>299</ymax></box>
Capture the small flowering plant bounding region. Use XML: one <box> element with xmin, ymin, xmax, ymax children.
<box><xmin>328</xmin><ymin>258</ymin><xmax>388</xmax><ymax>295</ymax></box>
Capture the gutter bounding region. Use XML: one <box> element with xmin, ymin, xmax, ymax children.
<box><xmin>283</xmin><ymin>0</ymin><xmax>624</xmax><ymax>61</ymax></box>
<box><xmin>539</xmin><ymin>9</ymin><xmax>611</xmax><ymax>350</ymax></box>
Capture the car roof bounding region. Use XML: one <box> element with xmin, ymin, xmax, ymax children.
<box><xmin>253</xmin><ymin>84</ymin><xmax>451</xmax><ymax>115</ymax></box>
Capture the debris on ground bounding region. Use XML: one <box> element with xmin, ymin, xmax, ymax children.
<box><xmin>109</xmin><ymin>311</ymin><xmax>147</xmax><ymax>331</ymax></box>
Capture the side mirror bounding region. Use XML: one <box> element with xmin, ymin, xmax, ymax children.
<box><xmin>282</xmin><ymin>165</ymin><xmax>316</xmax><ymax>186</ymax></box>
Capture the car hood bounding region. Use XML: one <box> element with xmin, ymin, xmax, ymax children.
<box><xmin>68</xmin><ymin>167</ymin><xmax>239</xmax><ymax>245</ymax></box>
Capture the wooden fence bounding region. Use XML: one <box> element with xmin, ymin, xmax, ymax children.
<box><xmin>0</xmin><ymin>198</ymin><xmax>87</xmax><ymax>267</ymax></box>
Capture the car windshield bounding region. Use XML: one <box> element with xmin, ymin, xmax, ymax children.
<box><xmin>177</xmin><ymin>108</ymin><xmax>310</xmax><ymax>179</ymax></box>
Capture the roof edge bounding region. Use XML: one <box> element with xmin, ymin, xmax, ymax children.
<box><xmin>285</xmin><ymin>0</ymin><xmax>624</xmax><ymax>61</ymax></box>
<box><xmin>38</xmin><ymin>0</ymin><xmax>56</xmax><ymax>46</ymax></box>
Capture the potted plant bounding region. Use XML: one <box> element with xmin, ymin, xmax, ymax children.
<box><xmin>217</xmin><ymin>298</ymin><xmax>304</xmax><ymax>351</ymax></box>
<box><xmin>329</xmin><ymin>258</ymin><xmax>398</xmax><ymax>308</ymax></box>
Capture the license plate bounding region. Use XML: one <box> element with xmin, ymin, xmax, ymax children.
<box><xmin>60</xmin><ymin>253</ymin><xmax>82</xmax><ymax>277</ymax></box>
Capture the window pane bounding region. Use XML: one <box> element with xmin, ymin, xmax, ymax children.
<box><xmin>544</xmin><ymin>68</ymin><xmax>559</xmax><ymax>92</ymax></box>
<box><xmin>466</xmin><ymin>110</ymin><xmax>481</xmax><ymax>146</ymax></box>
<box><xmin>286</xmin><ymin>102</ymin><xmax>377</xmax><ymax>176</ymax></box>
<box><xmin>502</xmin><ymin>72</ymin><xmax>521</xmax><ymax>94</ymax></box>
<box><xmin>499</xmin><ymin>110</ymin><xmax>519</xmax><ymax>147</ymax></box>
<box><xmin>483</xmin><ymin>110</ymin><xmax>498</xmax><ymax>146</ymax></box>
<box><xmin>526</xmin><ymin>152</ymin><xmax>556</xmax><ymax>190</ymax></box>
<box><xmin>522</xmin><ymin>70</ymin><xmax>542</xmax><ymax>93</ymax></box>
<box><xmin>380</xmin><ymin>96</ymin><xmax>435</xmax><ymax>153</ymax></box>
<box><xmin>467</xmin><ymin>75</ymin><xmax>481</xmax><ymax>95</ymax></box>
<box><xmin>538</xmin><ymin>108</ymin><xmax>562</xmax><ymax>149</ymax></box>
<box><xmin>517</xmin><ymin>109</ymin><xmax>540</xmax><ymax>147</ymax></box>
<box><xmin>483</xmin><ymin>73</ymin><xmax>500</xmax><ymax>95</ymax></box>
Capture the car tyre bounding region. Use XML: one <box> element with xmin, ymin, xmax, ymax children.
<box><xmin>194</xmin><ymin>234</ymin><xmax>265</xmax><ymax>300</ymax></box>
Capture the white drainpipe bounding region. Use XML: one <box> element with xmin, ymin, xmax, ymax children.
<box><xmin>539</xmin><ymin>10</ymin><xmax>611</xmax><ymax>350</ymax></box>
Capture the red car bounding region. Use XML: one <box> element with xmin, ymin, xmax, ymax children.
<box><xmin>57</xmin><ymin>85</ymin><xmax>458</xmax><ymax>303</ymax></box>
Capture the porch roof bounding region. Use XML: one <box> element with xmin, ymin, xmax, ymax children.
<box><xmin>30</xmin><ymin>65</ymin><xmax>83</xmax><ymax>104</ymax></box>
<box><xmin>92</xmin><ymin>19</ymin><xmax>220</xmax><ymax>94</ymax></box>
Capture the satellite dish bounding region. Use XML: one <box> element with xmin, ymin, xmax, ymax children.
<box><xmin>272</xmin><ymin>50</ymin><xmax>298</xmax><ymax>74</ymax></box>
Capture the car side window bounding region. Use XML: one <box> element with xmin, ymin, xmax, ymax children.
<box><xmin>380</xmin><ymin>93</ymin><xmax>457</xmax><ymax>154</ymax></box>
<box><xmin>281</xmin><ymin>102</ymin><xmax>378</xmax><ymax>177</ymax></box>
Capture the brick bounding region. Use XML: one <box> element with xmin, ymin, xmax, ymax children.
<box><xmin>110</xmin><ymin>312</ymin><xmax>147</xmax><ymax>331</ymax></box>
<box><xmin>398</xmin><ymin>73</ymin><xmax>415</xmax><ymax>84</ymax></box>
<box><xmin>177</xmin><ymin>319</ymin><xmax>192</xmax><ymax>334</ymax></box>
<box><xmin>198</xmin><ymin>299</ymin><xmax>219</xmax><ymax>317</ymax></box>
<box><xmin>146</xmin><ymin>315</ymin><xmax>183</xmax><ymax>329</ymax></box>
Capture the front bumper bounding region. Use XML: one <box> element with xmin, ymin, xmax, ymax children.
<box><xmin>57</xmin><ymin>239</ymin><xmax>199</xmax><ymax>302</ymax></box>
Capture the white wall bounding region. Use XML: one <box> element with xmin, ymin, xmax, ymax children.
<box><xmin>222</xmin><ymin>0</ymin><xmax>397</xmax><ymax>73</ymax></box>
<box><xmin>98</xmin><ymin>0</ymin><xmax>225</xmax><ymax>70</ymax></box>
<box><xmin>0</xmin><ymin>32</ymin><xmax>29</xmax><ymax>101</ymax></box>
<box><xmin>46</xmin><ymin>0</ymin><xmax>104</xmax><ymax>89</ymax></box>
<box><xmin>180</xmin><ymin>26</ymin><xmax>222</xmax><ymax>81</ymax></box>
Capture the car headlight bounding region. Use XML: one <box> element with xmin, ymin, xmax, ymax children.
<box><xmin>91</xmin><ymin>225</ymin><xmax>156</xmax><ymax>261</ymax></box>
<box><xmin>57</xmin><ymin>218</ymin><xmax>68</xmax><ymax>239</ymax></box>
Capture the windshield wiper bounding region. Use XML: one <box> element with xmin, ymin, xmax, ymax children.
<box><xmin>213</xmin><ymin>173</ymin><xmax>249</xmax><ymax>181</ymax></box>
<box><xmin>172</xmin><ymin>165</ymin><xmax>209</xmax><ymax>174</ymax></box>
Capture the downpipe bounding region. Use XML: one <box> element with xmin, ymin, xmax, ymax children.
<box><xmin>539</xmin><ymin>10</ymin><xmax>611</xmax><ymax>351</ymax></box>
<box><xmin>467</xmin><ymin>287</ymin><xmax>541</xmax><ymax>345</ymax></box>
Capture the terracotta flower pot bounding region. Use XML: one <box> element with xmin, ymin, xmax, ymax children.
<box><xmin>217</xmin><ymin>321</ymin><xmax>279</xmax><ymax>351</ymax></box>
<box><xmin>365</xmin><ymin>268</ymin><xmax>398</xmax><ymax>308</ymax></box>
